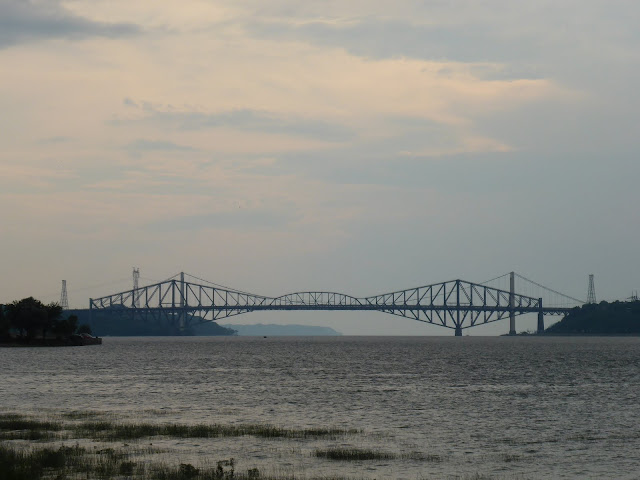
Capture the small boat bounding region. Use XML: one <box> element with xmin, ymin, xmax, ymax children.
<box><xmin>70</xmin><ymin>333</ymin><xmax>103</xmax><ymax>345</ymax></box>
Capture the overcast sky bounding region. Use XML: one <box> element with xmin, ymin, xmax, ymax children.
<box><xmin>1</xmin><ymin>0</ymin><xmax>639</xmax><ymax>335</ymax></box>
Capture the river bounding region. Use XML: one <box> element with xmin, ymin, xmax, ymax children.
<box><xmin>1</xmin><ymin>335</ymin><xmax>639</xmax><ymax>479</ymax></box>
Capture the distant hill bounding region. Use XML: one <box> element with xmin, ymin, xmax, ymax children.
<box><xmin>544</xmin><ymin>300</ymin><xmax>640</xmax><ymax>335</ymax></box>
<box><xmin>219</xmin><ymin>323</ymin><xmax>342</xmax><ymax>336</ymax></box>
<box><xmin>64</xmin><ymin>309</ymin><xmax>236</xmax><ymax>336</ymax></box>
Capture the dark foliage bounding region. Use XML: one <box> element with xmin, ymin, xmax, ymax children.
<box><xmin>64</xmin><ymin>308</ymin><xmax>236</xmax><ymax>337</ymax></box>
<box><xmin>0</xmin><ymin>304</ymin><xmax>10</xmax><ymax>340</ymax></box>
<box><xmin>2</xmin><ymin>297</ymin><xmax>83</xmax><ymax>343</ymax></box>
<box><xmin>545</xmin><ymin>300</ymin><xmax>640</xmax><ymax>334</ymax></box>
<box><xmin>52</xmin><ymin>314</ymin><xmax>78</xmax><ymax>338</ymax></box>
<box><xmin>76</xmin><ymin>323</ymin><xmax>92</xmax><ymax>335</ymax></box>
<box><xmin>4</xmin><ymin>297</ymin><xmax>63</xmax><ymax>339</ymax></box>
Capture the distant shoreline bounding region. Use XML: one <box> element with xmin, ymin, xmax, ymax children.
<box><xmin>540</xmin><ymin>333</ymin><xmax>640</xmax><ymax>337</ymax></box>
<box><xmin>0</xmin><ymin>340</ymin><xmax>76</xmax><ymax>348</ymax></box>
<box><xmin>0</xmin><ymin>336</ymin><xmax>102</xmax><ymax>347</ymax></box>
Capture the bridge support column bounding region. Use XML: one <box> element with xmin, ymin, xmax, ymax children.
<box><xmin>509</xmin><ymin>271</ymin><xmax>516</xmax><ymax>335</ymax></box>
<box><xmin>455</xmin><ymin>326</ymin><xmax>462</xmax><ymax>336</ymax></box>
<box><xmin>179</xmin><ymin>272</ymin><xmax>185</xmax><ymax>331</ymax></box>
<box><xmin>537</xmin><ymin>298</ymin><xmax>544</xmax><ymax>334</ymax></box>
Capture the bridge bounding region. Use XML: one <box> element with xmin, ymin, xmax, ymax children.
<box><xmin>89</xmin><ymin>272</ymin><xmax>584</xmax><ymax>336</ymax></box>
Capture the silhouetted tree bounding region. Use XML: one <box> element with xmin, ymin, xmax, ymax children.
<box><xmin>5</xmin><ymin>297</ymin><xmax>63</xmax><ymax>339</ymax></box>
<box><xmin>77</xmin><ymin>324</ymin><xmax>92</xmax><ymax>335</ymax></box>
<box><xmin>0</xmin><ymin>304</ymin><xmax>9</xmax><ymax>340</ymax></box>
<box><xmin>6</xmin><ymin>297</ymin><xmax>45</xmax><ymax>338</ymax></box>
<box><xmin>52</xmin><ymin>315</ymin><xmax>78</xmax><ymax>338</ymax></box>
<box><xmin>44</xmin><ymin>303</ymin><xmax>63</xmax><ymax>339</ymax></box>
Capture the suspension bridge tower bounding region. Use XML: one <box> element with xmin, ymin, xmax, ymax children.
<box><xmin>60</xmin><ymin>280</ymin><xmax>69</xmax><ymax>309</ymax></box>
<box><xmin>509</xmin><ymin>271</ymin><xmax>516</xmax><ymax>335</ymax></box>
<box><xmin>587</xmin><ymin>274</ymin><xmax>596</xmax><ymax>304</ymax></box>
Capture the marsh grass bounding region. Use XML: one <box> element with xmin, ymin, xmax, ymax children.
<box><xmin>0</xmin><ymin>430</ymin><xmax>61</xmax><ymax>441</ymax></box>
<box><xmin>1</xmin><ymin>443</ymin><xmax>370</xmax><ymax>480</ymax></box>
<box><xmin>314</xmin><ymin>447</ymin><xmax>396</xmax><ymax>461</ymax></box>
<box><xmin>74</xmin><ymin>420</ymin><xmax>359</xmax><ymax>441</ymax></box>
<box><xmin>60</xmin><ymin>410</ymin><xmax>104</xmax><ymax>420</ymax></box>
<box><xmin>0</xmin><ymin>418</ymin><xmax>63</xmax><ymax>432</ymax></box>
<box><xmin>0</xmin><ymin>444</ymin><xmax>85</xmax><ymax>480</ymax></box>
<box><xmin>314</xmin><ymin>447</ymin><xmax>441</xmax><ymax>462</ymax></box>
<box><xmin>0</xmin><ymin>414</ymin><xmax>66</xmax><ymax>443</ymax></box>
<box><xmin>1</xmin><ymin>412</ymin><xmax>358</xmax><ymax>442</ymax></box>
<box><xmin>0</xmin><ymin>411</ymin><xmax>423</xmax><ymax>479</ymax></box>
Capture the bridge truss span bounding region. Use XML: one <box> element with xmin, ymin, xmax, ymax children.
<box><xmin>89</xmin><ymin>272</ymin><xmax>575</xmax><ymax>335</ymax></box>
<box><xmin>362</xmin><ymin>280</ymin><xmax>543</xmax><ymax>334</ymax></box>
<box><xmin>269</xmin><ymin>292</ymin><xmax>365</xmax><ymax>308</ymax></box>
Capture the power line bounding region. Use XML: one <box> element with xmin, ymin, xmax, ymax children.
<box><xmin>67</xmin><ymin>278</ymin><xmax>132</xmax><ymax>294</ymax></box>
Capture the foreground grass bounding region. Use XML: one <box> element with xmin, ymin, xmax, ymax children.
<box><xmin>0</xmin><ymin>443</ymin><xmax>238</xmax><ymax>480</ymax></box>
<box><xmin>314</xmin><ymin>448</ymin><xmax>441</xmax><ymax>462</ymax></box>
<box><xmin>74</xmin><ymin>421</ymin><xmax>359</xmax><ymax>441</ymax></box>
<box><xmin>0</xmin><ymin>413</ymin><xmax>357</xmax><ymax>442</ymax></box>
<box><xmin>0</xmin><ymin>443</ymin><xmax>377</xmax><ymax>480</ymax></box>
<box><xmin>0</xmin><ymin>412</ymin><xmax>459</xmax><ymax>479</ymax></box>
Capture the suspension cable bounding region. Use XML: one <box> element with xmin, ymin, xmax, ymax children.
<box><xmin>514</xmin><ymin>273</ymin><xmax>584</xmax><ymax>304</ymax></box>
<box><xmin>67</xmin><ymin>277</ymin><xmax>133</xmax><ymax>294</ymax></box>
<box><xmin>183</xmin><ymin>273</ymin><xmax>261</xmax><ymax>297</ymax></box>
<box><xmin>480</xmin><ymin>273</ymin><xmax>510</xmax><ymax>285</ymax></box>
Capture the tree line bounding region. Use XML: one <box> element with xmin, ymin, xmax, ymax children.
<box><xmin>0</xmin><ymin>296</ymin><xmax>91</xmax><ymax>342</ymax></box>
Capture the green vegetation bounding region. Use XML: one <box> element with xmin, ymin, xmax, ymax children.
<box><xmin>73</xmin><ymin>420</ymin><xmax>358</xmax><ymax>441</ymax></box>
<box><xmin>0</xmin><ymin>444</ymin><xmax>255</xmax><ymax>480</ymax></box>
<box><xmin>0</xmin><ymin>413</ymin><xmax>357</xmax><ymax>442</ymax></box>
<box><xmin>313</xmin><ymin>448</ymin><xmax>438</xmax><ymax>462</ymax></box>
<box><xmin>545</xmin><ymin>300</ymin><xmax>640</xmax><ymax>335</ymax></box>
<box><xmin>0</xmin><ymin>298</ymin><xmax>92</xmax><ymax>345</ymax></box>
<box><xmin>314</xmin><ymin>448</ymin><xmax>396</xmax><ymax>461</ymax></box>
<box><xmin>0</xmin><ymin>411</ymin><xmax>499</xmax><ymax>479</ymax></box>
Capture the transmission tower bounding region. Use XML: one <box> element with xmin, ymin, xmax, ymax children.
<box><xmin>60</xmin><ymin>280</ymin><xmax>69</xmax><ymax>309</ymax></box>
<box><xmin>133</xmin><ymin>268</ymin><xmax>140</xmax><ymax>307</ymax></box>
<box><xmin>587</xmin><ymin>274</ymin><xmax>596</xmax><ymax>304</ymax></box>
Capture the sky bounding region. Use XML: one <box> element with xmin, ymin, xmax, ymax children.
<box><xmin>1</xmin><ymin>0</ymin><xmax>639</xmax><ymax>335</ymax></box>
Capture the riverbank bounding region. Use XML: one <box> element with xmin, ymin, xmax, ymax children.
<box><xmin>0</xmin><ymin>411</ymin><xmax>437</xmax><ymax>480</ymax></box>
<box><xmin>0</xmin><ymin>334</ymin><xmax>102</xmax><ymax>348</ymax></box>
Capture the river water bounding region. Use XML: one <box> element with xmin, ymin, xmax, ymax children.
<box><xmin>1</xmin><ymin>336</ymin><xmax>639</xmax><ymax>479</ymax></box>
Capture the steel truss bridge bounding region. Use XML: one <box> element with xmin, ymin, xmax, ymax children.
<box><xmin>89</xmin><ymin>272</ymin><xmax>584</xmax><ymax>336</ymax></box>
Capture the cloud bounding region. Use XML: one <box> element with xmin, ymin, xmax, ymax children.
<box><xmin>0</xmin><ymin>0</ymin><xmax>140</xmax><ymax>49</ymax></box>
<box><xmin>126</xmin><ymin>139</ymin><xmax>198</xmax><ymax>153</ymax></box>
<box><xmin>119</xmin><ymin>101</ymin><xmax>355</xmax><ymax>143</ymax></box>
<box><xmin>146</xmin><ymin>209</ymin><xmax>301</xmax><ymax>233</ymax></box>
<box><xmin>242</xmin><ymin>3</ymin><xmax>640</xmax><ymax>87</ymax></box>
<box><xmin>247</xmin><ymin>18</ymin><xmax>537</xmax><ymax>66</ymax></box>
<box><xmin>35</xmin><ymin>136</ymin><xmax>72</xmax><ymax>145</ymax></box>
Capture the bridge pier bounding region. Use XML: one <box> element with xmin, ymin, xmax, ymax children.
<box><xmin>537</xmin><ymin>298</ymin><xmax>544</xmax><ymax>334</ymax></box>
<box><xmin>455</xmin><ymin>326</ymin><xmax>462</xmax><ymax>336</ymax></box>
<box><xmin>509</xmin><ymin>271</ymin><xmax>516</xmax><ymax>335</ymax></box>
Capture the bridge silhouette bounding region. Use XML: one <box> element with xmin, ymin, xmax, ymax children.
<box><xmin>89</xmin><ymin>272</ymin><xmax>584</xmax><ymax>336</ymax></box>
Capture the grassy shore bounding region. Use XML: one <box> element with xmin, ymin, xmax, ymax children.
<box><xmin>0</xmin><ymin>412</ymin><xmax>374</xmax><ymax>479</ymax></box>
<box><xmin>0</xmin><ymin>412</ymin><xmax>520</xmax><ymax>479</ymax></box>
<box><xmin>0</xmin><ymin>414</ymin><xmax>358</xmax><ymax>442</ymax></box>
